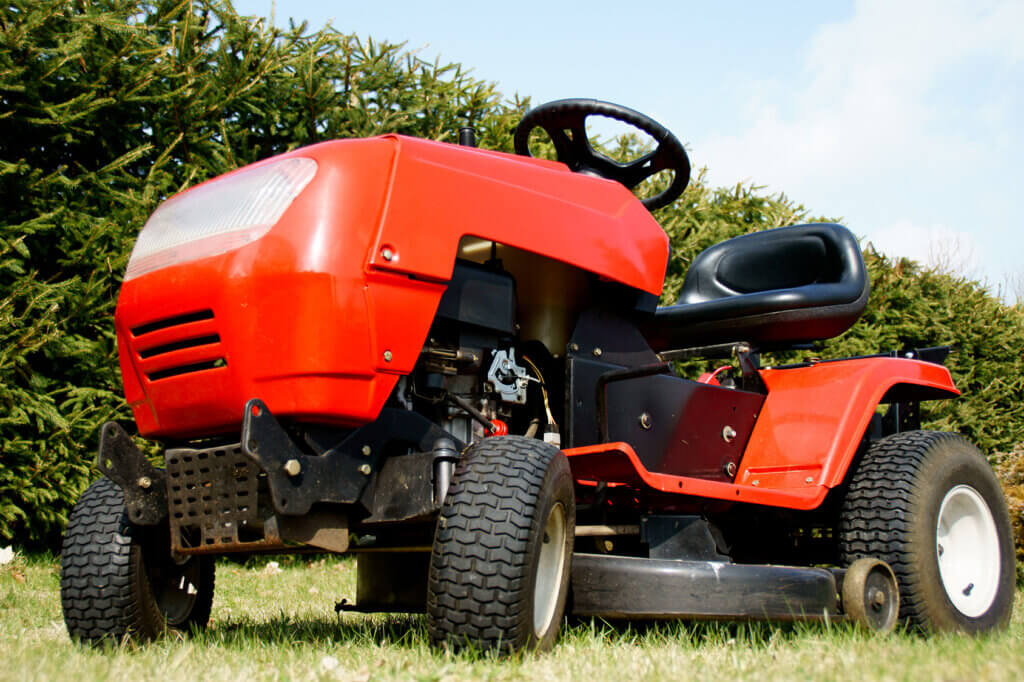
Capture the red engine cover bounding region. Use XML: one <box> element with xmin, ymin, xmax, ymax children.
<box><xmin>116</xmin><ymin>135</ymin><xmax>669</xmax><ymax>438</ymax></box>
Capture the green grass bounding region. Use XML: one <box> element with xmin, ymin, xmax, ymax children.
<box><xmin>3</xmin><ymin>552</ymin><xmax>1024</xmax><ymax>681</ymax></box>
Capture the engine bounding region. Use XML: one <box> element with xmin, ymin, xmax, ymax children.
<box><xmin>396</xmin><ymin>258</ymin><xmax>557</xmax><ymax>450</ymax></box>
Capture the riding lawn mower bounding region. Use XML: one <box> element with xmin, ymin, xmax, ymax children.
<box><xmin>60</xmin><ymin>99</ymin><xmax>1016</xmax><ymax>652</ymax></box>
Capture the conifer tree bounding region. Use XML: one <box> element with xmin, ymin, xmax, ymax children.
<box><xmin>0</xmin><ymin>0</ymin><xmax>517</xmax><ymax>546</ymax></box>
<box><xmin>1</xmin><ymin>0</ymin><xmax>1021</xmax><ymax>549</ymax></box>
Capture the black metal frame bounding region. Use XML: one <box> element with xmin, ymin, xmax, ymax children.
<box><xmin>566</xmin><ymin>308</ymin><xmax>765</xmax><ymax>484</ymax></box>
<box><xmin>241</xmin><ymin>399</ymin><xmax>461</xmax><ymax>517</ymax></box>
<box><xmin>96</xmin><ymin>422</ymin><xmax>167</xmax><ymax>525</ymax></box>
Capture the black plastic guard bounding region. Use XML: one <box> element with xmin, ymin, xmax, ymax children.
<box><xmin>95</xmin><ymin>421</ymin><xmax>167</xmax><ymax>525</ymax></box>
<box><xmin>571</xmin><ymin>553</ymin><xmax>838</xmax><ymax>621</ymax></box>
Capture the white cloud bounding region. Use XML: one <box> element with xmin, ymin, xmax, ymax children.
<box><xmin>704</xmin><ymin>1</ymin><xmax>1021</xmax><ymax>188</ymax></box>
<box><xmin>695</xmin><ymin>0</ymin><xmax>1023</xmax><ymax>288</ymax></box>
<box><xmin>865</xmin><ymin>220</ymin><xmax>983</xmax><ymax>278</ymax></box>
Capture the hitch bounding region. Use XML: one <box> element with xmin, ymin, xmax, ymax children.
<box><xmin>241</xmin><ymin>398</ymin><xmax>464</xmax><ymax>518</ymax></box>
<box><xmin>95</xmin><ymin>422</ymin><xmax>167</xmax><ymax>525</ymax></box>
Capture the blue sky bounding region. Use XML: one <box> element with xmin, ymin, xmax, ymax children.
<box><xmin>235</xmin><ymin>0</ymin><xmax>1023</xmax><ymax>297</ymax></box>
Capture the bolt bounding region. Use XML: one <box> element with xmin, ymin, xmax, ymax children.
<box><xmin>361</xmin><ymin>445</ymin><xmax>372</xmax><ymax>456</ymax></box>
<box><xmin>963</xmin><ymin>582</ymin><xmax>974</xmax><ymax>596</ymax></box>
<box><xmin>137</xmin><ymin>476</ymin><xmax>152</xmax><ymax>489</ymax></box>
<box><xmin>937</xmin><ymin>543</ymin><xmax>944</xmax><ymax>557</ymax></box>
<box><xmin>358</xmin><ymin>464</ymin><xmax>372</xmax><ymax>475</ymax></box>
<box><xmin>592</xmin><ymin>347</ymin><xmax>603</xmax><ymax>357</ymax></box>
<box><xmin>805</xmin><ymin>476</ymin><xmax>814</xmax><ymax>484</ymax></box>
<box><xmin>283</xmin><ymin>459</ymin><xmax>301</xmax><ymax>477</ymax></box>
<box><xmin>569</xmin><ymin>343</ymin><xmax>579</xmax><ymax>352</ymax></box>
<box><xmin>724</xmin><ymin>461</ymin><xmax>737</xmax><ymax>477</ymax></box>
<box><xmin>752</xmin><ymin>479</ymin><xmax>760</xmax><ymax>486</ymax></box>
<box><xmin>381</xmin><ymin>247</ymin><xmax>394</xmax><ymax>261</ymax></box>
<box><xmin>722</xmin><ymin>425</ymin><xmax>737</xmax><ymax>443</ymax></box>
<box><xmin>873</xmin><ymin>589</ymin><xmax>886</xmax><ymax>607</ymax></box>
<box><xmin>383</xmin><ymin>350</ymin><xmax>393</xmax><ymax>362</ymax></box>
<box><xmin>639</xmin><ymin>412</ymin><xmax>652</xmax><ymax>430</ymax></box>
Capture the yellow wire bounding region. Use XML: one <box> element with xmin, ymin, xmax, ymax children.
<box><xmin>521</xmin><ymin>354</ymin><xmax>556</xmax><ymax>427</ymax></box>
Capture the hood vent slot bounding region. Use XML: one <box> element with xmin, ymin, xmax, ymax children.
<box><xmin>148</xmin><ymin>358</ymin><xmax>227</xmax><ymax>382</ymax></box>
<box><xmin>132</xmin><ymin>309</ymin><xmax>215</xmax><ymax>337</ymax></box>
<box><xmin>131</xmin><ymin>309</ymin><xmax>226</xmax><ymax>382</ymax></box>
<box><xmin>139</xmin><ymin>334</ymin><xmax>221</xmax><ymax>359</ymax></box>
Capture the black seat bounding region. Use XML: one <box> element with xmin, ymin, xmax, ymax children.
<box><xmin>642</xmin><ymin>223</ymin><xmax>869</xmax><ymax>350</ymax></box>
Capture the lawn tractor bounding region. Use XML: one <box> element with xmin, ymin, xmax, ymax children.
<box><xmin>60</xmin><ymin>99</ymin><xmax>1016</xmax><ymax>652</ymax></box>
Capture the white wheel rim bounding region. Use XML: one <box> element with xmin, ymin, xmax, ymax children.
<box><xmin>533</xmin><ymin>502</ymin><xmax>567</xmax><ymax>636</ymax></box>
<box><xmin>936</xmin><ymin>484</ymin><xmax>1000</xmax><ymax>618</ymax></box>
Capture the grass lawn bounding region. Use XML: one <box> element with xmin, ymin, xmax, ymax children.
<box><xmin>2</xmin><ymin>552</ymin><xmax>1023</xmax><ymax>681</ymax></box>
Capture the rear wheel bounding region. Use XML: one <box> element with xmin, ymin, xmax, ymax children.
<box><xmin>427</xmin><ymin>436</ymin><xmax>575</xmax><ymax>653</ymax></box>
<box><xmin>61</xmin><ymin>478</ymin><xmax>214</xmax><ymax>644</ymax></box>
<box><xmin>839</xmin><ymin>431</ymin><xmax>1014</xmax><ymax>632</ymax></box>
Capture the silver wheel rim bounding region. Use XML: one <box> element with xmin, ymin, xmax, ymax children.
<box><xmin>533</xmin><ymin>502</ymin><xmax>567</xmax><ymax>637</ymax></box>
<box><xmin>936</xmin><ymin>484</ymin><xmax>1000</xmax><ymax>618</ymax></box>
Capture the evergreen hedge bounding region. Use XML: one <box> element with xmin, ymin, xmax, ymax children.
<box><xmin>2</xmin><ymin>0</ymin><xmax>1022</xmax><ymax>547</ymax></box>
<box><xmin>0</xmin><ymin>0</ymin><xmax>519</xmax><ymax>546</ymax></box>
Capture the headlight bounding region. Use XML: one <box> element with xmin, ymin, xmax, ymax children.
<box><xmin>124</xmin><ymin>157</ymin><xmax>318</xmax><ymax>281</ymax></box>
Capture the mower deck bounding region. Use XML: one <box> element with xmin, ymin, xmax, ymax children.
<box><xmin>571</xmin><ymin>553</ymin><xmax>840</xmax><ymax>622</ymax></box>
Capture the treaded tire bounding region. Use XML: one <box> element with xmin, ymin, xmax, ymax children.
<box><xmin>427</xmin><ymin>436</ymin><xmax>575</xmax><ymax>653</ymax></box>
<box><xmin>60</xmin><ymin>478</ymin><xmax>215</xmax><ymax>645</ymax></box>
<box><xmin>839</xmin><ymin>431</ymin><xmax>1014</xmax><ymax>633</ymax></box>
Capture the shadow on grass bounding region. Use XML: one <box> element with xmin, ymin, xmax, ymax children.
<box><xmin>206</xmin><ymin>612</ymin><xmax>429</xmax><ymax>649</ymax></box>
<box><xmin>199</xmin><ymin>610</ymin><xmax>858</xmax><ymax>652</ymax></box>
<box><xmin>565</xmin><ymin>615</ymin><xmax>859</xmax><ymax>649</ymax></box>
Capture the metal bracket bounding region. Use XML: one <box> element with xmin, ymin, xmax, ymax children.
<box><xmin>241</xmin><ymin>399</ymin><xmax>462</xmax><ymax>517</ymax></box>
<box><xmin>95</xmin><ymin>421</ymin><xmax>167</xmax><ymax>526</ymax></box>
<box><xmin>882</xmin><ymin>401</ymin><xmax>921</xmax><ymax>434</ymax></box>
<box><xmin>486</xmin><ymin>349</ymin><xmax>529</xmax><ymax>404</ymax></box>
<box><xmin>595</xmin><ymin>362</ymin><xmax>673</xmax><ymax>442</ymax></box>
<box><xmin>734</xmin><ymin>343</ymin><xmax>768</xmax><ymax>394</ymax></box>
<box><xmin>891</xmin><ymin>346</ymin><xmax>951</xmax><ymax>365</ymax></box>
<box><xmin>241</xmin><ymin>400</ymin><xmax>372</xmax><ymax>516</ymax></box>
<box><xmin>641</xmin><ymin>515</ymin><xmax>730</xmax><ymax>561</ymax></box>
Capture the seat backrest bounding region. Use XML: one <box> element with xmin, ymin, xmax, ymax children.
<box><xmin>643</xmin><ymin>223</ymin><xmax>869</xmax><ymax>350</ymax></box>
<box><xmin>678</xmin><ymin>223</ymin><xmax>866</xmax><ymax>307</ymax></box>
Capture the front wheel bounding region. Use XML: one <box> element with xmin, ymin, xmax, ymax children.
<box><xmin>427</xmin><ymin>436</ymin><xmax>575</xmax><ymax>653</ymax></box>
<box><xmin>60</xmin><ymin>478</ymin><xmax>215</xmax><ymax>645</ymax></box>
<box><xmin>839</xmin><ymin>431</ymin><xmax>1015</xmax><ymax>633</ymax></box>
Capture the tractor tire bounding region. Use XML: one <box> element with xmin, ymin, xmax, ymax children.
<box><xmin>839</xmin><ymin>431</ymin><xmax>1015</xmax><ymax>633</ymax></box>
<box><xmin>427</xmin><ymin>436</ymin><xmax>575</xmax><ymax>653</ymax></box>
<box><xmin>60</xmin><ymin>478</ymin><xmax>214</xmax><ymax>645</ymax></box>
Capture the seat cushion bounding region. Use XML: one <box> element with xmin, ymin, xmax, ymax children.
<box><xmin>642</xmin><ymin>223</ymin><xmax>869</xmax><ymax>350</ymax></box>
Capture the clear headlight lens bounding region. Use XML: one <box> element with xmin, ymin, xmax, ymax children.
<box><xmin>124</xmin><ymin>157</ymin><xmax>317</xmax><ymax>281</ymax></box>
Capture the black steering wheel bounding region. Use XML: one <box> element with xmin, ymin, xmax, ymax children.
<box><xmin>513</xmin><ymin>99</ymin><xmax>691</xmax><ymax>211</ymax></box>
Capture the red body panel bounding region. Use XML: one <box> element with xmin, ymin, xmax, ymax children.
<box><xmin>366</xmin><ymin>137</ymin><xmax>668</xmax><ymax>291</ymax></box>
<box><xmin>116</xmin><ymin>135</ymin><xmax>669</xmax><ymax>438</ymax></box>
<box><xmin>565</xmin><ymin>356</ymin><xmax>959</xmax><ymax>509</ymax></box>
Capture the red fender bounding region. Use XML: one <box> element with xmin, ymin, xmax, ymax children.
<box><xmin>564</xmin><ymin>357</ymin><xmax>958</xmax><ymax>510</ymax></box>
